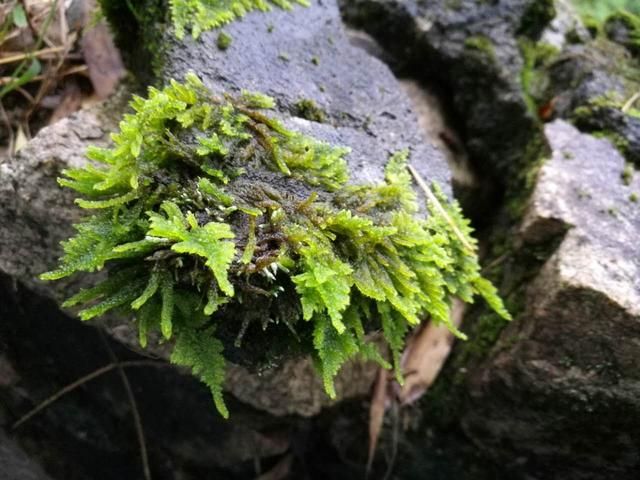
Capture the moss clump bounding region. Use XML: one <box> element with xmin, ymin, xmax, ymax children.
<box><xmin>464</xmin><ymin>35</ymin><xmax>496</xmax><ymax>61</ymax></box>
<box><xmin>293</xmin><ymin>98</ymin><xmax>326</xmax><ymax>122</ymax></box>
<box><xmin>42</xmin><ymin>74</ymin><xmax>509</xmax><ymax>417</ymax></box>
<box><xmin>170</xmin><ymin>0</ymin><xmax>310</xmax><ymax>39</ymax></box>
<box><xmin>216</xmin><ymin>31</ymin><xmax>232</xmax><ymax>50</ymax></box>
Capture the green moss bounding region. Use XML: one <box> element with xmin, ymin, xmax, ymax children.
<box><xmin>622</xmin><ymin>162</ymin><xmax>634</xmax><ymax>185</ymax></box>
<box><xmin>630</xmin><ymin>192</ymin><xmax>639</xmax><ymax>202</ymax></box>
<box><xmin>464</xmin><ymin>35</ymin><xmax>496</xmax><ymax>61</ymax></box>
<box><xmin>506</xmin><ymin>136</ymin><xmax>550</xmax><ymax>218</ymax></box>
<box><xmin>311</xmin><ymin>56</ymin><xmax>320</xmax><ymax>66</ymax></box>
<box><xmin>570</xmin><ymin>0</ymin><xmax>640</xmax><ymax>22</ymax></box>
<box><xmin>519</xmin><ymin>39</ymin><xmax>560</xmax><ymax>114</ymax></box>
<box><xmin>42</xmin><ymin>74</ymin><xmax>509</xmax><ymax>417</ymax></box>
<box><xmin>216</xmin><ymin>31</ymin><xmax>232</xmax><ymax>50</ymax></box>
<box><xmin>605</xmin><ymin>10</ymin><xmax>640</xmax><ymax>57</ymax></box>
<box><xmin>98</xmin><ymin>0</ymin><xmax>167</xmax><ymax>83</ymax></box>
<box><xmin>293</xmin><ymin>98</ymin><xmax>326</xmax><ymax>122</ymax></box>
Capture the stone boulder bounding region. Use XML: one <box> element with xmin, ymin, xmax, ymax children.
<box><xmin>461</xmin><ymin>120</ymin><xmax>640</xmax><ymax>479</ymax></box>
<box><xmin>339</xmin><ymin>0</ymin><xmax>553</xmax><ymax>189</ymax></box>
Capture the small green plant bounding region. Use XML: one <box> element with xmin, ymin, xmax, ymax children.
<box><xmin>170</xmin><ymin>0</ymin><xmax>309</xmax><ymax>39</ymax></box>
<box><xmin>293</xmin><ymin>98</ymin><xmax>326</xmax><ymax>122</ymax></box>
<box><xmin>216</xmin><ymin>31</ymin><xmax>233</xmax><ymax>49</ymax></box>
<box><xmin>42</xmin><ymin>74</ymin><xmax>509</xmax><ymax>417</ymax></box>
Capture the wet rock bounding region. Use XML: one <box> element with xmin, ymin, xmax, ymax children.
<box><xmin>338</xmin><ymin>0</ymin><xmax>553</xmax><ymax>189</ymax></box>
<box><xmin>461</xmin><ymin>120</ymin><xmax>640</xmax><ymax>479</ymax></box>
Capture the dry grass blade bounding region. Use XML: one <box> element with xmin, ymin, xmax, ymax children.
<box><xmin>407</xmin><ymin>164</ymin><xmax>475</xmax><ymax>252</ymax></box>
<box><xmin>622</xmin><ymin>91</ymin><xmax>640</xmax><ymax>113</ymax></box>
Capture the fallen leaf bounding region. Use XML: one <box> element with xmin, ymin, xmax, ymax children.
<box><xmin>81</xmin><ymin>20</ymin><xmax>125</xmax><ymax>99</ymax></box>
<box><xmin>396</xmin><ymin>299</ymin><xmax>466</xmax><ymax>405</ymax></box>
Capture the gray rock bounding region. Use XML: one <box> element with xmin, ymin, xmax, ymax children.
<box><xmin>544</xmin><ymin>34</ymin><xmax>640</xmax><ymax>165</ymax></box>
<box><xmin>338</xmin><ymin>0</ymin><xmax>552</xmax><ymax>186</ymax></box>
<box><xmin>161</xmin><ymin>0</ymin><xmax>449</xmax><ymax>190</ymax></box>
<box><xmin>461</xmin><ymin>120</ymin><xmax>640</xmax><ymax>479</ymax></box>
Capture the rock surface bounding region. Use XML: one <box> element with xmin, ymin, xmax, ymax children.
<box><xmin>461</xmin><ymin>120</ymin><xmax>640</xmax><ymax>479</ymax></box>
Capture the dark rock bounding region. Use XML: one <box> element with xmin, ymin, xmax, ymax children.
<box><xmin>541</xmin><ymin>24</ymin><xmax>640</xmax><ymax>165</ymax></box>
<box><xmin>160</xmin><ymin>0</ymin><xmax>449</xmax><ymax>190</ymax></box>
<box><xmin>460</xmin><ymin>120</ymin><xmax>640</xmax><ymax>479</ymax></box>
<box><xmin>338</xmin><ymin>0</ymin><xmax>553</xmax><ymax>192</ymax></box>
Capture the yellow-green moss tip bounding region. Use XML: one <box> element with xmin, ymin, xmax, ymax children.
<box><xmin>170</xmin><ymin>0</ymin><xmax>310</xmax><ymax>39</ymax></box>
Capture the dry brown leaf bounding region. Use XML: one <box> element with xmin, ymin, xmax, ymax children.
<box><xmin>396</xmin><ymin>299</ymin><xmax>466</xmax><ymax>405</ymax></box>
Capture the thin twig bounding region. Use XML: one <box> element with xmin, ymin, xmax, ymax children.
<box><xmin>0</xmin><ymin>46</ymin><xmax>65</xmax><ymax>65</ymax></box>
<box><xmin>98</xmin><ymin>332</ymin><xmax>152</xmax><ymax>480</ymax></box>
<box><xmin>407</xmin><ymin>164</ymin><xmax>475</xmax><ymax>252</ymax></box>
<box><xmin>11</xmin><ymin>360</ymin><xmax>163</xmax><ymax>430</ymax></box>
